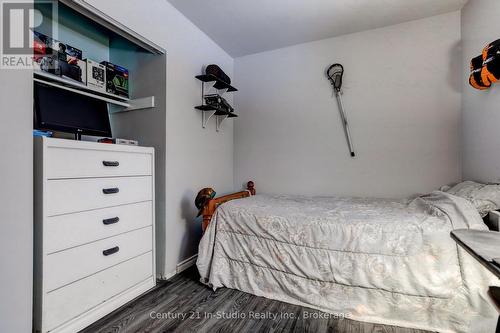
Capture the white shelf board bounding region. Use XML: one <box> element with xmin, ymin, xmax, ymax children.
<box><xmin>34</xmin><ymin>70</ymin><xmax>130</xmax><ymax>102</ymax></box>
<box><xmin>33</xmin><ymin>71</ymin><xmax>156</xmax><ymax>111</ymax></box>
<box><xmin>34</xmin><ymin>78</ymin><xmax>131</xmax><ymax>107</ymax></box>
<box><xmin>123</xmin><ymin>97</ymin><xmax>155</xmax><ymax>112</ymax></box>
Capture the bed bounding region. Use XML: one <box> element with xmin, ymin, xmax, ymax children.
<box><xmin>197</xmin><ymin>182</ymin><xmax>499</xmax><ymax>333</ymax></box>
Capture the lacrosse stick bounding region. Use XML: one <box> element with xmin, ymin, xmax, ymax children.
<box><xmin>327</xmin><ymin>64</ymin><xmax>355</xmax><ymax>157</ymax></box>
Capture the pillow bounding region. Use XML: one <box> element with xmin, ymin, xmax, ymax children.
<box><xmin>443</xmin><ymin>181</ymin><xmax>500</xmax><ymax>217</ymax></box>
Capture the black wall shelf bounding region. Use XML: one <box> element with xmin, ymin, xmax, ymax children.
<box><xmin>195</xmin><ymin>71</ymin><xmax>238</xmax><ymax>132</ymax></box>
<box><xmin>195</xmin><ymin>74</ymin><xmax>238</xmax><ymax>92</ymax></box>
<box><xmin>194</xmin><ymin>105</ymin><xmax>238</xmax><ymax>117</ymax></box>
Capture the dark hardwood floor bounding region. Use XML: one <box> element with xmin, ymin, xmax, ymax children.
<box><xmin>80</xmin><ymin>267</ymin><xmax>432</xmax><ymax>333</ymax></box>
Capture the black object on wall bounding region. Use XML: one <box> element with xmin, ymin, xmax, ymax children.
<box><xmin>206</xmin><ymin>64</ymin><xmax>231</xmax><ymax>85</ymax></box>
<box><xmin>469</xmin><ymin>39</ymin><xmax>500</xmax><ymax>90</ymax></box>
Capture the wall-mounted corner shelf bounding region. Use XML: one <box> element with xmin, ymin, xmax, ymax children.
<box><xmin>195</xmin><ymin>74</ymin><xmax>238</xmax><ymax>92</ymax></box>
<box><xmin>33</xmin><ymin>70</ymin><xmax>155</xmax><ymax>111</ymax></box>
<box><xmin>195</xmin><ymin>104</ymin><xmax>238</xmax><ymax>131</ymax></box>
<box><xmin>195</xmin><ymin>105</ymin><xmax>238</xmax><ymax>117</ymax></box>
<box><xmin>195</xmin><ymin>73</ymin><xmax>238</xmax><ymax>131</ymax></box>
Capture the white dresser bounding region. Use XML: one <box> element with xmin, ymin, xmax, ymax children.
<box><xmin>34</xmin><ymin>137</ymin><xmax>156</xmax><ymax>333</ymax></box>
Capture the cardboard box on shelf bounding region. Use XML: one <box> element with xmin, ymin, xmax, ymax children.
<box><xmin>101</xmin><ymin>61</ymin><xmax>129</xmax><ymax>98</ymax></box>
<box><xmin>86</xmin><ymin>59</ymin><xmax>106</xmax><ymax>93</ymax></box>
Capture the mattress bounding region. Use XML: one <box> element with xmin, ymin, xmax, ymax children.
<box><xmin>197</xmin><ymin>192</ymin><xmax>499</xmax><ymax>333</ymax></box>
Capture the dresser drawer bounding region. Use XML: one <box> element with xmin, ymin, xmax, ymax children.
<box><xmin>44</xmin><ymin>252</ymin><xmax>153</xmax><ymax>332</ymax></box>
<box><xmin>45</xmin><ymin>201</ymin><xmax>153</xmax><ymax>254</ymax></box>
<box><xmin>45</xmin><ymin>226</ymin><xmax>152</xmax><ymax>292</ymax></box>
<box><xmin>46</xmin><ymin>176</ymin><xmax>152</xmax><ymax>216</ymax></box>
<box><xmin>46</xmin><ymin>146</ymin><xmax>152</xmax><ymax>179</ymax></box>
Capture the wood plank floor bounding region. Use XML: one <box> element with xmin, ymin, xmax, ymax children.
<box><xmin>80</xmin><ymin>267</ymin><xmax>432</xmax><ymax>333</ymax></box>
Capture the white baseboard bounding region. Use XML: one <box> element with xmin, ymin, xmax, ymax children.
<box><xmin>157</xmin><ymin>270</ymin><xmax>176</xmax><ymax>281</ymax></box>
<box><xmin>176</xmin><ymin>254</ymin><xmax>198</xmax><ymax>274</ymax></box>
<box><xmin>156</xmin><ymin>254</ymin><xmax>198</xmax><ymax>281</ymax></box>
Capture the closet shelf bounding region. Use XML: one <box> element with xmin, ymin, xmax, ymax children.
<box><xmin>34</xmin><ymin>70</ymin><xmax>129</xmax><ymax>102</ymax></box>
<box><xmin>195</xmin><ymin>74</ymin><xmax>238</xmax><ymax>92</ymax></box>
<box><xmin>34</xmin><ymin>70</ymin><xmax>155</xmax><ymax>111</ymax></box>
<box><xmin>195</xmin><ymin>105</ymin><xmax>238</xmax><ymax>117</ymax></box>
<box><xmin>34</xmin><ymin>77</ymin><xmax>130</xmax><ymax>107</ymax></box>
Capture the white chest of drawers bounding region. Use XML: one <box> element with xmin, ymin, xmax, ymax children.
<box><xmin>34</xmin><ymin>137</ymin><xmax>156</xmax><ymax>333</ymax></box>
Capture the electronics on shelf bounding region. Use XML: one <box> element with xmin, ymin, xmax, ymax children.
<box><xmin>101</xmin><ymin>61</ymin><xmax>129</xmax><ymax>98</ymax></box>
<box><xmin>98</xmin><ymin>138</ymin><xmax>139</xmax><ymax>146</ymax></box>
<box><xmin>86</xmin><ymin>59</ymin><xmax>107</xmax><ymax>93</ymax></box>
<box><xmin>33</xmin><ymin>31</ymin><xmax>130</xmax><ymax>99</ymax></box>
<box><xmin>34</xmin><ymin>31</ymin><xmax>86</xmax><ymax>84</ymax></box>
<box><xmin>32</xmin><ymin>130</ymin><xmax>53</xmax><ymax>138</ymax></box>
<box><xmin>64</xmin><ymin>43</ymin><xmax>86</xmax><ymax>84</ymax></box>
<box><xmin>204</xmin><ymin>94</ymin><xmax>234</xmax><ymax>113</ymax></box>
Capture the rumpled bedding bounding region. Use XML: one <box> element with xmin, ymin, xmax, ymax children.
<box><xmin>197</xmin><ymin>192</ymin><xmax>499</xmax><ymax>333</ymax></box>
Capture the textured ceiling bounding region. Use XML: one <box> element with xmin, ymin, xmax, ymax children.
<box><xmin>167</xmin><ymin>0</ymin><xmax>467</xmax><ymax>57</ymax></box>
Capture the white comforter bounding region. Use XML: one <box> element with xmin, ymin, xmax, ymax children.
<box><xmin>197</xmin><ymin>192</ymin><xmax>498</xmax><ymax>333</ymax></box>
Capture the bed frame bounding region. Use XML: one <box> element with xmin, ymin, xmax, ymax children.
<box><xmin>201</xmin><ymin>181</ymin><xmax>256</xmax><ymax>231</ymax></box>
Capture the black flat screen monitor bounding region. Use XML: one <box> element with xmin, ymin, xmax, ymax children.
<box><xmin>34</xmin><ymin>81</ymin><xmax>112</xmax><ymax>138</ymax></box>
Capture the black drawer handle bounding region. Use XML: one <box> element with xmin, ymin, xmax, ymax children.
<box><xmin>103</xmin><ymin>217</ymin><xmax>120</xmax><ymax>225</ymax></box>
<box><xmin>103</xmin><ymin>161</ymin><xmax>119</xmax><ymax>167</ymax></box>
<box><xmin>102</xmin><ymin>188</ymin><xmax>119</xmax><ymax>194</ymax></box>
<box><xmin>103</xmin><ymin>246</ymin><xmax>119</xmax><ymax>256</ymax></box>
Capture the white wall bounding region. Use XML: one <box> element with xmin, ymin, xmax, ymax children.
<box><xmin>84</xmin><ymin>0</ymin><xmax>234</xmax><ymax>278</ymax></box>
<box><xmin>461</xmin><ymin>0</ymin><xmax>500</xmax><ymax>182</ymax></box>
<box><xmin>0</xmin><ymin>72</ymin><xmax>33</xmax><ymax>332</ymax></box>
<box><xmin>234</xmin><ymin>12</ymin><xmax>462</xmax><ymax>198</ymax></box>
